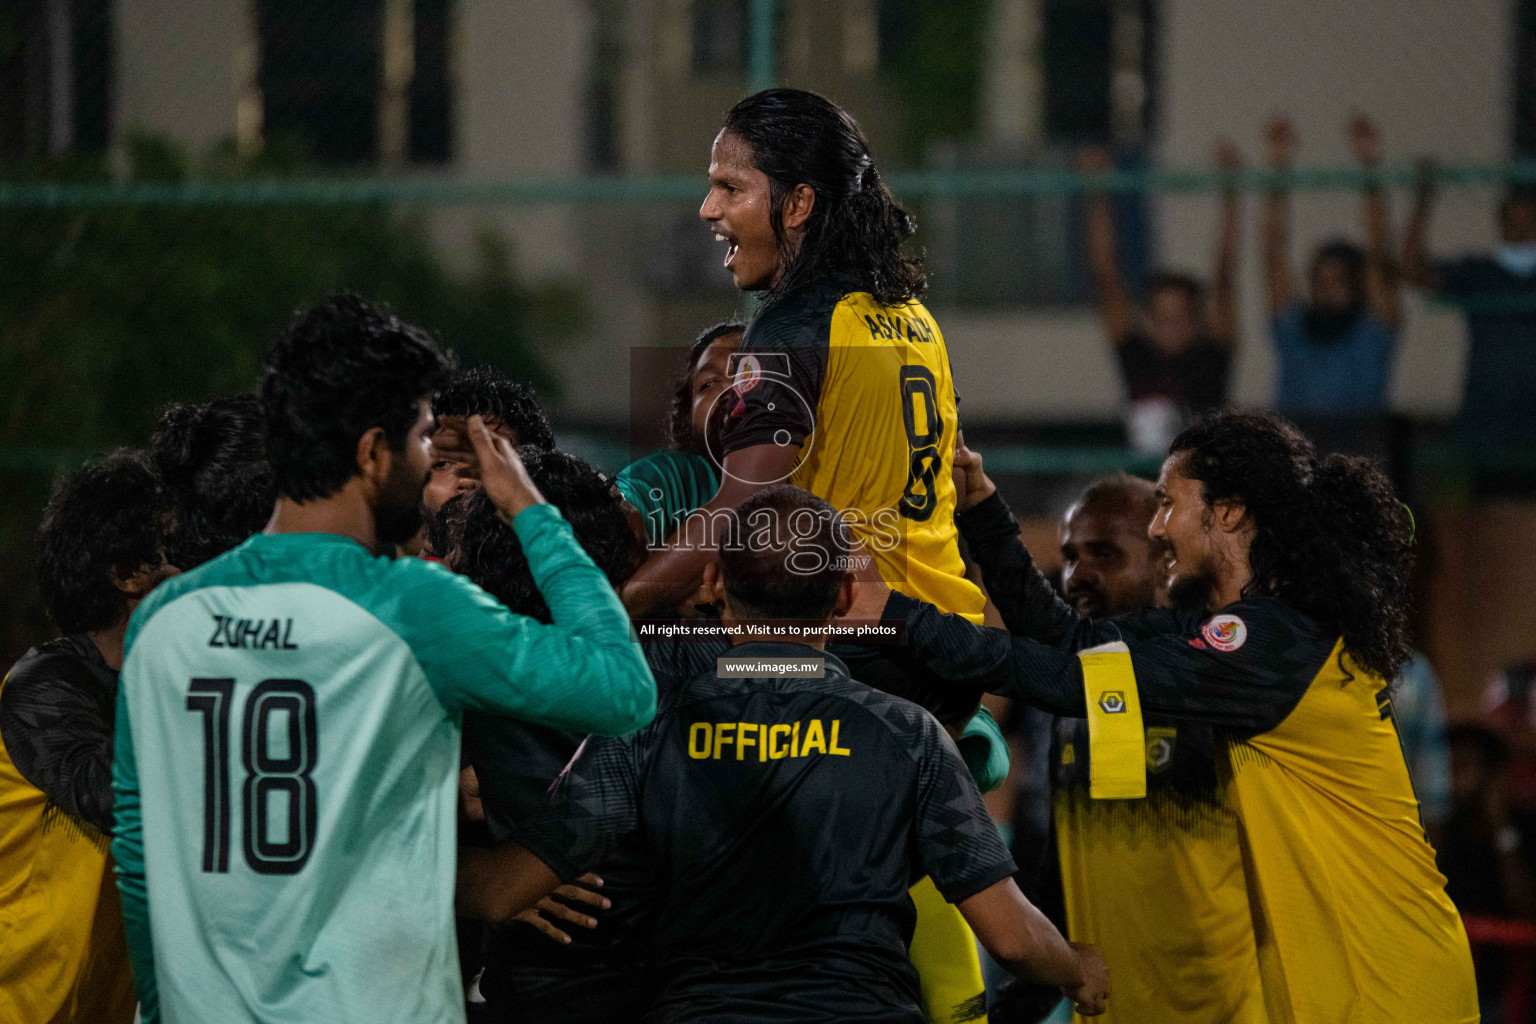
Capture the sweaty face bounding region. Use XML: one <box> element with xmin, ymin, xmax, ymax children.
<box><xmin>700</xmin><ymin>130</ymin><xmax>781</xmax><ymax>291</ymax></box>
<box><xmin>373</xmin><ymin>399</ymin><xmax>437</xmax><ymax>551</ymax></box>
<box><xmin>424</xmin><ymin>415</ymin><xmax>518</xmax><ymax>515</ymax></box>
<box><xmin>1149</xmin><ymin>456</ymin><xmax>1221</xmax><ymax>611</ymax></box>
<box><xmin>1060</xmin><ymin>503</ymin><xmax>1160</xmax><ymax>618</ymax></box>
<box><xmin>1309</xmin><ymin>256</ymin><xmax>1357</xmax><ymax>314</ymax></box>
<box><xmin>690</xmin><ymin>332</ymin><xmax>741</xmax><ymax>451</ymax></box>
<box><xmin>1145</xmin><ymin>287</ymin><xmax>1200</xmax><ymax>355</ymax></box>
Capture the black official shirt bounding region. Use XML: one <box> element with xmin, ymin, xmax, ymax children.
<box><xmin>463</xmin><ymin>636</ymin><xmax>720</xmax><ymax>1021</ymax></box>
<box><xmin>514</xmin><ymin>642</ymin><xmax>1016</xmax><ymax>1024</ymax></box>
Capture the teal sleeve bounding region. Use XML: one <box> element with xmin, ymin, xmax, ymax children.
<box><xmin>396</xmin><ymin>504</ymin><xmax>656</xmax><ymax>736</ymax></box>
<box><xmin>956</xmin><ymin>706</ymin><xmax>1011</xmax><ymax>794</ymax></box>
<box><xmin>111</xmin><ymin>680</ymin><xmax>158</xmax><ymax>1023</ymax></box>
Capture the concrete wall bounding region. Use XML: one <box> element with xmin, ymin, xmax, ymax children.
<box><xmin>1155</xmin><ymin>0</ymin><xmax>1513</xmax><ymax>416</ymax></box>
<box><xmin>115</xmin><ymin>0</ymin><xmax>249</xmax><ymax>151</ymax></box>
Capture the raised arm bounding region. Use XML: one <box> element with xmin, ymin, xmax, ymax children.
<box><xmin>1079</xmin><ymin>145</ymin><xmax>1135</xmax><ymax>344</ymax></box>
<box><xmin>1350</xmin><ymin>115</ymin><xmax>1402</xmax><ymax>328</ymax></box>
<box><xmin>620</xmin><ymin>443</ymin><xmax>797</xmax><ymax>617</ymax></box>
<box><xmin>1262</xmin><ymin>116</ymin><xmax>1299</xmax><ymax>317</ymax></box>
<box><xmin>403</xmin><ymin>420</ymin><xmax>657</xmax><ymax>735</ymax></box>
<box><xmin>1401</xmin><ymin>159</ymin><xmax>1443</xmax><ymax>292</ymax></box>
<box><xmin>1207</xmin><ymin>139</ymin><xmax>1243</xmax><ymax>346</ymax></box>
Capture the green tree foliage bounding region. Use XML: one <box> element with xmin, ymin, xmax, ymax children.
<box><xmin>882</xmin><ymin>0</ymin><xmax>989</xmax><ymax>163</ymax></box>
<box><xmin>0</xmin><ymin>133</ymin><xmax>574</xmax><ymax>453</ymax></box>
<box><xmin>0</xmin><ymin>134</ymin><xmax>581</xmax><ymax>663</ymax></box>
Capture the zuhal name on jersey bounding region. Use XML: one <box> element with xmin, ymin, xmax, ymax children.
<box><xmin>207</xmin><ymin>615</ymin><xmax>299</xmax><ymax>650</ymax></box>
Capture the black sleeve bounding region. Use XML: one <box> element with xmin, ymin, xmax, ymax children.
<box><xmin>463</xmin><ymin>715</ymin><xmax>580</xmax><ymax>841</ymax></box>
<box><xmin>513</xmin><ymin>733</ymin><xmax>641</xmax><ymax>882</ymax></box>
<box><xmin>890</xmin><ymin>592</ymin><xmax>1328</xmax><ymax>738</ymax></box>
<box><xmin>913</xmin><ymin>716</ymin><xmax>1018</xmax><ymax>903</ymax></box>
<box><xmin>720</xmin><ymin>301</ymin><xmax>831</xmax><ymax>455</ymax></box>
<box><xmin>957</xmin><ymin>491</ymin><xmax>1202</xmax><ymax>646</ymax></box>
<box><xmin>956</xmin><ymin>492</ymin><xmax>1081</xmax><ymax>645</ymax></box>
<box><xmin>0</xmin><ymin>661</ymin><xmax>116</xmax><ymax>834</ymax></box>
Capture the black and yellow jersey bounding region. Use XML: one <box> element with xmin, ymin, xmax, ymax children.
<box><xmin>915</xmin><ymin>493</ymin><xmax>1478</xmax><ymax>1024</ymax></box>
<box><xmin>1050</xmin><ymin>715</ymin><xmax>1265</xmax><ymax>1024</ymax></box>
<box><xmin>515</xmin><ymin>641</ymin><xmax>1016</xmax><ymax>1024</ymax></box>
<box><xmin>724</xmin><ymin>276</ymin><xmax>985</xmax><ymax>623</ymax></box>
<box><xmin>0</xmin><ymin>635</ymin><xmax>136</xmax><ymax>1024</ymax></box>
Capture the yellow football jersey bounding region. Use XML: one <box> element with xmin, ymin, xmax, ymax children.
<box><xmin>1227</xmin><ymin>640</ymin><xmax>1478</xmax><ymax>1024</ymax></box>
<box><xmin>0</xmin><ymin>656</ymin><xmax>136</xmax><ymax>1024</ymax></box>
<box><xmin>726</xmin><ymin>281</ymin><xmax>985</xmax><ymax>623</ymax></box>
<box><xmin>1054</xmin><ymin>720</ymin><xmax>1266</xmax><ymax>1024</ymax></box>
<box><xmin>959</xmin><ymin>493</ymin><xmax>1480</xmax><ymax>1024</ymax></box>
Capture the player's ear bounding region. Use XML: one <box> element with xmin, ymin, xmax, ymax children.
<box><xmin>356</xmin><ymin>426</ymin><xmax>391</xmax><ymax>486</ymax></box>
<box><xmin>832</xmin><ymin>573</ymin><xmax>855</xmax><ymax>619</ymax></box>
<box><xmin>781</xmin><ymin>184</ymin><xmax>816</xmax><ymax>233</ymax></box>
<box><xmin>702</xmin><ymin>560</ymin><xmax>726</xmax><ymax>606</ymax></box>
<box><xmin>1212</xmin><ymin>499</ymin><xmax>1248</xmax><ymax>535</ymax></box>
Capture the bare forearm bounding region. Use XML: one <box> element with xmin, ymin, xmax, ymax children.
<box><xmin>1402</xmin><ymin>201</ymin><xmax>1441</xmax><ymax>290</ymax></box>
<box><xmin>960</xmin><ymin>880</ymin><xmax>1082</xmax><ymax>988</ymax></box>
<box><xmin>1209</xmin><ymin>190</ymin><xmax>1241</xmax><ymax>340</ymax></box>
<box><xmin>455</xmin><ymin>842</ymin><xmax>563</xmax><ymax>922</ymax></box>
<box><xmin>1361</xmin><ymin>184</ymin><xmax>1400</xmax><ymax>323</ymax></box>
<box><xmin>1263</xmin><ymin>190</ymin><xmax>1294</xmax><ymax>313</ymax></box>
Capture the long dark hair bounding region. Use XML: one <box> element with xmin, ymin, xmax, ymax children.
<box><xmin>1169</xmin><ymin>410</ymin><xmax>1415</xmax><ymax>679</ymax></box>
<box><xmin>721</xmin><ymin>89</ymin><xmax>925</xmax><ymax>306</ymax></box>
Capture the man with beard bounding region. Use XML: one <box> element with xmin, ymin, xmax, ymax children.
<box><xmin>985</xmin><ymin>467</ymin><xmax>1264</xmax><ymax>1024</ymax></box>
<box><xmin>111</xmin><ymin>295</ymin><xmax>655</xmax><ymax>1024</ymax></box>
<box><xmin>899</xmin><ymin>412</ymin><xmax>1476</xmax><ymax>1024</ymax></box>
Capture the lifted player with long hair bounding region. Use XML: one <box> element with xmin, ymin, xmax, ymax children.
<box><xmin>620</xmin><ymin>90</ymin><xmax>990</xmax><ymax>1021</ymax></box>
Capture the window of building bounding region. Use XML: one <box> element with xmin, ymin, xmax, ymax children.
<box><xmin>1516</xmin><ymin>0</ymin><xmax>1536</xmax><ymax>155</ymax></box>
<box><xmin>257</xmin><ymin>0</ymin><xmax>382</xmax><ymax>165</ymax></box>
<box><xmin>1042</xmin><ymin>0</ymin><xmax>1155</xmax><ymax>145</ymax></box>
<box><xmin>691</xmin><ymin>0</ymin><xmax>746</xmax><ymax>77</ymax></box>
<box><xmin>0</xmin><ymin>0</ymin><xmax>112</xmax><ymax>163</ymax></box>
<box><xmin>408</xmin><ymin>0</ymin><xmax>452</xmax><ymax>163</ymax></box>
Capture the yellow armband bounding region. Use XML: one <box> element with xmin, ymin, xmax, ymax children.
<box><xmin>1079</xmin><ymin>641</ymin><xmax>1146</xmax><ymax>799</ymax></box>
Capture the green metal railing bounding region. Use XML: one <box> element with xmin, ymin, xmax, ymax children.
<box><xmin>1</xmin><ymin>163</ymin><xmax>1532</xmax><ymax>209</ymax></box>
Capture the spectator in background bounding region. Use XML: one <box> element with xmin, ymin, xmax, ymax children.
<box><xmin>0</xmin><ymin>452</ymin><xmax>180</xmax><ymax>1024</ymax></box>
<box><xmin>1438</xmin><ymin>725</ymin><xmax>1535</xmax><ymax>919</ymax></box>
<box><xmin>1394</xmin><ymin>651</ymin><xmax>1453</xmax><ymax>842</ymax></box>
<box><xmin>1079</xmin><ymin>142</ymin><xmax>1240</xmax><ymax>454</ymax></box>
<box><xmin>1263</xmin><ymin>115</ymin><xmax>1400</xmax><ymax>416</ymax></box>
<box><xmin>1404</xmin><ymin>176</ymin><xmax>1536</xmax><ymax>494</ymax></box>
<box><xmin>1483</xmin><ymin>659</ymin><xmax>1536</xmax><ymax>818</ymax></box>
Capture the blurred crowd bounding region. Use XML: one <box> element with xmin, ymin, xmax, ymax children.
<box><xmin>1082</xmin><ymin>114</ymin><xmax>1536</xmax><ymax>498</ymax></box>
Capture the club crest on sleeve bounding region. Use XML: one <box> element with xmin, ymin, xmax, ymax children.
<box><xmin>733</xmin><ymin>354</ymin><xmax>763</xmax><ymax>394</ymax></box>
<box><xmin>1201</xmin><ymin>614</ymin><xmax>1248</xmax><ymax>652</ymax></box>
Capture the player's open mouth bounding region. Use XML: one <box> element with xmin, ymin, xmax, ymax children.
<box><xmin>714</xmin><ymin>231</ymin><xmax>739</xmax><ymax>268</ymax></box>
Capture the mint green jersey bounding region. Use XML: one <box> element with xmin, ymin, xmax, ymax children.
<box><xmin>112</xmin><ymin>505</ymin><xmax>655</xmax><ymax>1024</ymax></box>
